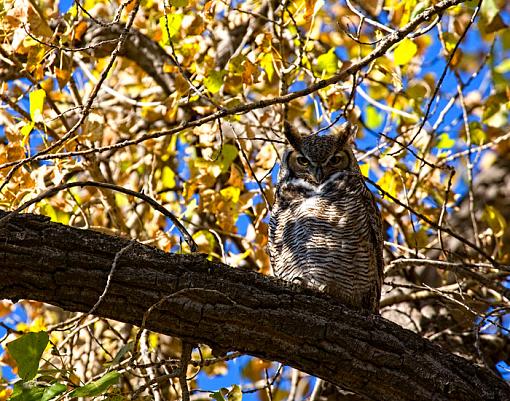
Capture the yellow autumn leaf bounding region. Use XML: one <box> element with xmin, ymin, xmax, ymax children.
<box><xmin>260</xmin><ymin>52</ymin><xmax>274</xmax><ymax>81</ymax></box>
<box><xmin>0</xmin><ymin>388</ymin><xmax>13</xmax><ymax>401</ymax></box>
<box><xmin>29</xmin><ymin>88</ymin><xmax>46</xmax><ymax>122</ymax></box>
<box><xmin>17</xmin><ymin>316</ymin><xmax>46</xmax><ymax>333</ymax></box>
<box><xmin>220</xmin><ymin>186</ymin><xmax>241</xmax><ymax>203</ymax></box>
<box><xmin>115</xmin><ymin>193</ymin><xmax>129</xmax><ymax>207</ymax></box>
<box><xmin>436</xmin><ymin>133</ymin><xmax>455</xmax><ymax>149</ymax></box>
<box><xmin>394</xmin><ymin>38</ymin><xmax>418</xmax><ymax>65</ymax></box>
<box><xmin>359</xmin><ymin>163</ymin><xmax>369</xmax><ymax>177</ymax></box>
<box><xmin>192</xmin><ymin>230</ymin><xmax>218</xmax><ymax>255</ymax></box>
<box><xmin>162</xmin><ymin>166</ymin><xmax>176</xmax><ymax>188</ymax></box>
<box><xmin>377</xmin><ymin>171</ymin><xmax>399</xmax><ymax>199</ymax></box>
<box><xmin>149</xmin><ymin>332</ymin><xmax>159</xmax><ymax>350</ymax></box>
<box><xmin>20</xmin><ymin>122</ymin><xmax>35</xmax><ymax>147</ymax></box>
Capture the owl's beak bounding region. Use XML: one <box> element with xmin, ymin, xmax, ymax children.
<box><xmin>313</xmin><ymin>166</ymin><xmax>324</xmax><ymax>183</ymax></box>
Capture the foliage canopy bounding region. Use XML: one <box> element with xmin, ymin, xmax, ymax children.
<box><xmin>1</xmin><ymin>0</ymin><xmax>510</xmax><ymax>399</ymax></box>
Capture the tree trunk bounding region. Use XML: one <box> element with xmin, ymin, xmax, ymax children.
<box><xmin>0</xmin><ymin>210</ymin><xmax>508</xmax><ymax>401</ymax></box>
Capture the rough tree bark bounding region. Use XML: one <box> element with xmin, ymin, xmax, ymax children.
<box><xmin>0</xmin><ymin>210</ymin><xmax>509</xmax><ymax>401</ymax></box>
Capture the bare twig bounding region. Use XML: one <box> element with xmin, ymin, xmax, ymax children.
<box><xmin>179</xmin><ymin>342</ymin><xmax>193</xmax><ymax>401</ymax></box>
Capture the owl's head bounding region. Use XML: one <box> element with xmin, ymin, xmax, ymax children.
<box><xmin>282</xmin><ymin>122</ymin><xmax>359</xmax><ymax>184</ymax></box>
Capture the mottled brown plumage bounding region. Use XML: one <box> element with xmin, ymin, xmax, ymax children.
<box><xmin>268</xmin><ymin>122</ymin><xmax>384</xmax><ymax>312</ymax></box>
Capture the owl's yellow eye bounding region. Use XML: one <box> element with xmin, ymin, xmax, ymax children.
<box><xmin>296</xmin><ymin>155</ymin><xmax>309</xmax><ymax>166</ymax></box>
<box><xmin>329</xmin><ymin>152</ymin><xmax>348</xmax><ymax>167</ymax></box>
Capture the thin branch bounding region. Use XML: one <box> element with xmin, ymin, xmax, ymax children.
<box><xmin>367</xmin><ymin>178</ymin><xmax>499</xmax><ymax>265</ymax></box>
<box><xmin>345</xmin><ymin>0</ymin><xmax>395</xmax><ymax>34</ymax></box>
<box><xmin>179</xmin><ymin>342</ymin><xmax>193</xmax><ymax>401</ymax></box>
<box><xmin>87</xmin><ymin>241</ymin><xmax>136</xmax><ymax>316</ymax></box>
<box><xmin>0</xmin><ymin>180</ymin><xmax>197</xmax><ymax>252</ymax></box>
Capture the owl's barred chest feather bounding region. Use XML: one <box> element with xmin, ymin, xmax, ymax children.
<box><xmin>289</xmin><ymin>180</ymin><xmax>362</xmax><ymax>219</ymax></box>
<box><xmin>274</xmin><ymin>174</ymin><xmax>372</xmax><ymax>250</ymax></box>
<box><xmin>269</xmin><ymin>172</ymin><xmax>382</xmax><ymax>312</ymax></box>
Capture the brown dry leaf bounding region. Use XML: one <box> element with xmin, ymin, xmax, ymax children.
<box><xmin>73</xmin><ymin>20</ymin><xmax>88</xmax><ymax>41</ymax></box>
<box><xmin>188</xmin><ymin>15</ymin><xmax>205</xmax><ymax>35</ymax></box>
<box><xmin>0</xmin><ymin>349</ymin><xmax>17</xmax><ymax>371</ymax></box>
<box><xmin>203</xmin><ymin>0</ymin><xmax>216</xmax><ymax>20</ymax></box>
<box><xmin>241</xmin><ymin>59</ymin><xmax>258</xmax><ymax>85</ymax></box>
<box><xmin>304</xmin><ymin>0</ymin><xmax>317</xmax><ymax>21</ymax></box>
<box><xmin>174</xmin><ymin>74</ymin><xmax>191</xmax><ymax>95</ymax></box>
<box><xmin>55</xmin><ymin>67</ymin><xmax>71</xmax><ymax>88</ymax></box>
<box><xmin>227</xmin><ymin>164</ymin><xmax>244</xmax><ymax>188</ymax></box>
<box><xmin>7</xmin><ymin>144</ymin><xmax>25</xmax><ymax>162</ymax></box>
<box><xmin>0</xmin><ymin>301</ymin><xmax>13</xmax><ymax>318</ymax></box>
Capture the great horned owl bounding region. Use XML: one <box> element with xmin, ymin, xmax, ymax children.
<box><xmin>268</xmin><ymin>122</ymin><xmax>384</xmax><ymax>313</ymax></box>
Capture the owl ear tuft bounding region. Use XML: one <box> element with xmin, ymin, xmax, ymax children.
<box><xmin>284</xmin><ymin>122</ymin><xmax>303</xmax><ymax>149</ymax></box>
<box><xmin>339</xmin><ymin>122</ymin><xmax>358</xmax><ymax>145</ymax></box>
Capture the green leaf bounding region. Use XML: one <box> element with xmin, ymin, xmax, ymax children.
<box><xmin>9</xmin><ymin>381</ymin><xmax>44</xmax><ymax>401</ymax></box>
<box><xmin>394</xmin><ymin>38</ymin><xmax>417</xmax><ymax>65</ymax></box>
<box><xmin>41</xmin><ymin>383</ymin><xmax>67</xmax><ymax>401</ymax></box>
<box><xmin>436</xmin><ymin>133</ymin><xmax>455</xmax><ymax>149</ymax></box>
<box><xmin>204</xmin><ymin>70</ymin><xmax>226</xmax><ymax>94</ymax></box>
<box><xmin>106</xmin><ymin>342</ymin><xmax>134</xmax><ymax>367</ymax></box>
<box><xmin>69</xmin><ymin>371</ymin><xmax>121</xmax><ymax>397</ymax></box>
<box><xmin>159</xmin><ymin>14</ymin><xmax>183</xmax><ymax>44</ymax></box>
<box><xmin>7</xmin><ymin>331</ymin><xmax>49</xmax><ymax>381</ymax></box>
<box><xmin>316</xmin><ymin>48</ymin><xmax>338</xmax><ymax>76</ymax></box>
<box><xmin>29</xmin><ymin>89</ymin><xmax>46</xmax><ymax>122</ymax></box>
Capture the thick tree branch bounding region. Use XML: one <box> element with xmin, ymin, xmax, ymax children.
<box><xmin>0</xmin><ymin>210</ymin><xmax>508</xmax><ymax>400</ymax></box>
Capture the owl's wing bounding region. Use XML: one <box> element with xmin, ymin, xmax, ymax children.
<box><xmin>361</xmin><ymin>182</ymin><xmax>385</xmax><ymax>312</ymax></box>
